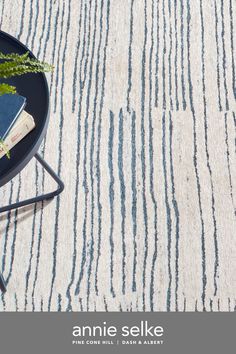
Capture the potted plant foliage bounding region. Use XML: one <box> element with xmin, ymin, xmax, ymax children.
<box><xmin>0</xmin><ymin>51</ymin><xmax>52</xmax><ymax>95</ymax></box>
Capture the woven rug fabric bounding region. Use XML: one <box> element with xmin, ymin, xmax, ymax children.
<box><xmin>0</xmin><ymin>0</ymin><xmax>235</xmax><ymax>311</ymax></box>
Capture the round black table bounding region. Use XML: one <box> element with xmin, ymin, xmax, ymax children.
<box><xmin>0</xmin><ymin>31</ymin><xmax>64</xmax><ymax>292</ymax></box>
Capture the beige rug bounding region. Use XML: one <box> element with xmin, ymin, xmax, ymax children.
<box><xmin>0</xmin><ymin>0</ymin><xmax>235</xmax><ymax>311</ymax></box>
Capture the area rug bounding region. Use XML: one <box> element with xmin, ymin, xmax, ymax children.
<box><xmin>0</xmin><ymin>0</ymin><xmax>235</xmax><ymax>311</ymax></box>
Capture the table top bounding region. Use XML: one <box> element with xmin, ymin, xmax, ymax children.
<box><xmin>0</xmin><ymin>31</ymin><xmax>49</xmax><ymax>187</ymax></box>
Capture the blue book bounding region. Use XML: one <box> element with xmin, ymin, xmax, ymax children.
<box><xmin>0</xmin><ymin>94</ymin><xmax>26</xmax><ymax>140</ymax></box>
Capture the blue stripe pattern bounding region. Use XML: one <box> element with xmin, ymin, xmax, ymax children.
<box><xmin>0</xmin><ymin>0</ymin><xmax>235</xmax><ymax>312</ymax></box>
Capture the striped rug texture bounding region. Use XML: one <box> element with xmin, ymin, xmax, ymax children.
<box><xmin>0</xmin><ymin>0</ymin><xmax>235</xmax><ymax>312</ymax></box>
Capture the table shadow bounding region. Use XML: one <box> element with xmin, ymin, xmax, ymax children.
<box><xmin>0</xmin><ymin>199</ymin><xmax>52</xmax><ymax>233</ymax></box>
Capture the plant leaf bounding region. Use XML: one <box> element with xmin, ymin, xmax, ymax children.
<box><xmin>0</xmin><ymin>139</ymin><xmax>10</xmax><ymax>159</ymax></box>
<box><xmin>0</xmin><ymin>83</ymin><xmax>16</xmax><ymax>96</ymax></box>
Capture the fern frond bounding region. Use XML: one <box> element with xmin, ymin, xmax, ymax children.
<box><xmin>0</xmin><ymin>83</ymin><xmax>16</xmax><ymax>96</ymax></box>
<box><xmin>0</xmin><ymin>51</ymin><xmax>53</xmax><ymax>79</ymax></box>
<box><xmin>0</xmin><ymin>63</ymin><xmax>52</xmax><ymax>78</ymax></box>
<box><xmin>0</xmin><ymin>139</ymin><xmax>10</xmax><ymax>159</ymax></box>
<box><xmin>0</xmin><ymin>51</ymin><xmax>29</xmax><ymax>62</ymax></box>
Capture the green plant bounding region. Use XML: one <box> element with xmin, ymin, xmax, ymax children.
<box><xmin>0</xmin><ymin>138</ymin><xmax>10</xmax><ymax>158</ymax></box>
<box><xmin>0</xmin><ymin>51</ymin><xmax>53</xmax><ymax>95</ymax></box>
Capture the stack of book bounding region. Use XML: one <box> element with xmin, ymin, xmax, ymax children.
<box><xmin>0</xmin><ymin>94</ymin><xmax>35</xmax><ymax>159</ymax></box>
